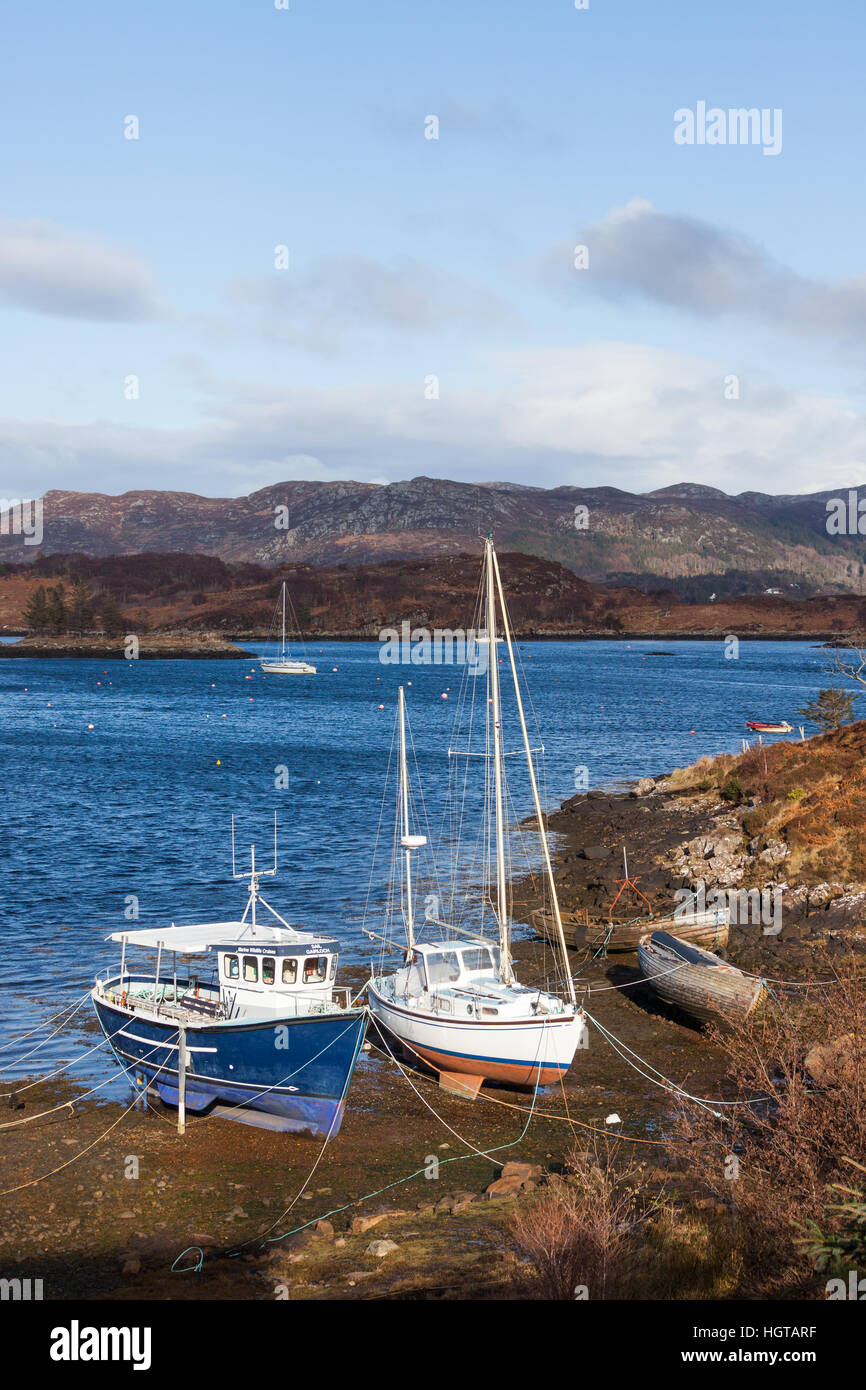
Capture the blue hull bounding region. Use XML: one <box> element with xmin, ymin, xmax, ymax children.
<box><xmin>93</xmin><ymin>997</ymin><xmax>367</xmax><ymax>1136</ymax></box>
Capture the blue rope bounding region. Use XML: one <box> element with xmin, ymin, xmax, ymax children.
<box><xmin>171</xmin><ymin>1246</ymin><xmax>204</xmax><ymax>1274</ymax></box>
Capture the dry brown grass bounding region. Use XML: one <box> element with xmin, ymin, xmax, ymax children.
<box><xmin>666</xmin><ymin>722</ymin><xmax>866</xmax><ymax>885</ymax></box>
<box><xmin>669</xmin><ymin>956</ymin><xmax>866</xmax><ymax>1296</ymax></box>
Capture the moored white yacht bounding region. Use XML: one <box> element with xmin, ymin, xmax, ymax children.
<box><xmin>366</xmin><ymin>538</ymin><xmax>587</xmax><ymax>1095</ymax></box>
<box><xmin>260</xmin><ymin>580</ymin><xmax>316</xmax><ymax>674</ymax></box>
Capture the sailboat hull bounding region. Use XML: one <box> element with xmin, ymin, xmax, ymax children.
<box><xmin>368</xmin><ymin>982</ymin><xmax>585</xmax><ymax>1087</ymax></box>
<box><xmin>260</xmin><ymin>660</ymin><xmax>317</xmax><ymax>674</ymax></box>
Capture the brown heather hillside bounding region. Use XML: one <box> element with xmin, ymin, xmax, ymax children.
<box><xmin>2</xmin><ymin>550</ymin><xmax>866</xmax><ymax>638</ymax></box>
<box><xmin>667</xmin><ymin>721</ymin><xmax>866</xmax><ymax>887</ymax></box>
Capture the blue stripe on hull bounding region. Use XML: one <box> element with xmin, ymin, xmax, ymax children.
<box><xmin>93</xmin><ymin>998</ymin><xmax>367</xmax><ymax>1137</ymax></box>
<box><xmin>423</xmin><ymin>1041</ymin><xmax>571</xmax><ymax>1071</ymax></box>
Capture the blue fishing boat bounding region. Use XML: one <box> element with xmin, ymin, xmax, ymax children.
<box><xmin>91</xmin><ymin>825</ymin><xmax>367</xmax><ymax>1136</ymax></box>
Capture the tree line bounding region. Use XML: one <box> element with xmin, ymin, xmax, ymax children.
<box><xmin>22</xmin><ymin>579</ymin><xmax>150</xmax><ymax>636</ymax></box>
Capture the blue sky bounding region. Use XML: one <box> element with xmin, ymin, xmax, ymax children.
<box><xmin>1</xmin><ymin>0</ymin><xmax>865</xmax><ymax>499</ymax></box>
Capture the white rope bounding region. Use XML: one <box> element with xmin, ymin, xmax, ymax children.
<box><xmin>0</xmin><ymin>1034</ymin><xmax>181</xmax><ymax>1197</ymax></box>
<box><xmin>0</xmin><ymin>992</ymin><xmax>91</xmax><ymax>1071</ymax></box>
<box><xmin>585</xmin><ymin>1010</ymin><xmax>764</xmax><ymax>1114</ymax></box>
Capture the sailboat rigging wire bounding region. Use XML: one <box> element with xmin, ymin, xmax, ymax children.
<box><xmin>360</xmin><ymin>713</ymin><xmax>399</xmax><ymax>951</ymax></box>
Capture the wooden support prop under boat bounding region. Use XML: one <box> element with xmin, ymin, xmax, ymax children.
<box><xmin>439</xmin><ymin>1071</ymin><xmax>485</xmax><ymax>1099</ymax></box>
<box><xmin>637</xmin><ymin>930</ymin><xmax>766</xmax><ymax>1026</ymax></box>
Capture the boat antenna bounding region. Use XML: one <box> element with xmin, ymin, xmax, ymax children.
<box><xmin>231</xmin><ymin>813</ymin><xmax>279</xmax><ymax>937</ymax></box>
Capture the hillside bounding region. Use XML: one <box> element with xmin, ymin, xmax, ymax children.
<box><xmin>3</xmin><ymin>550</ymin><xmax>865</xmax><ymax>639</ymax></box>
<box><xmin>2</xmin><ymin>477</ymin><xmax>865</xmax><ymax>595</ymax></box>
<box><xmin>665</xmin><ymin>721</ymin><xmax>866</xmax><ymax>890</ymax></box>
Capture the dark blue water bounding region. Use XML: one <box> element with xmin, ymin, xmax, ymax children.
<box><xmin>0</xmin><ymin>638</ymin><xmax>830</xmax><ymax>1091</ymax></box>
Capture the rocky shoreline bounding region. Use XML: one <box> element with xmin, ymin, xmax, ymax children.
<box><xmin>0</xmin><ymin>633</ymin><xmax>256</xmax><ymax>659</ymax></box>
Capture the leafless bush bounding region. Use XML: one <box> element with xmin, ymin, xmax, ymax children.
<box><xmin>669</xmin><ymin>954</ymin><xmax>866</xmax><ymax>1295</ymax></box>
<box><xmin>512</xmin><ymin>1143</ymin><xmax>651</xmax><ymax>1300</ymax></box>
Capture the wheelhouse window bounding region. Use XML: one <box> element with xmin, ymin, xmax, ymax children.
<box><xmin>426</xmin><ymin>951</ymin><xmax>461</xmax><ymax>986</ymax></box>
<box><xmin>282</xmin><ymin>957</ymin><xmax>298</xmax><ymax>984</ymax></box>
<box><xmin>262</xmin><ymin>956</ymin><xmax>275</xmax><ymax>985</ymax></box>
<box><xmin>224</xmin><ymin>955</ymin><xmax>239</xmax><ymax>979</ymax></box>
<box><xmin>243</xmin><ymin>955</ymin><xmax>258</xmax><ymax>983</ymax></box>
<box><xmin>303</xmin><ymin>956</ymin><xmax>327</xmax><ymax>984</ymax></box>
<box><xmin>461</xmin><ymin>946</ymin><xmax>495</xmax><ymax>975</ymax></box>
<box><xmin>329</xmin><ymin>956</ymin><xmax>337</xmax><ymax>980</ymax></box>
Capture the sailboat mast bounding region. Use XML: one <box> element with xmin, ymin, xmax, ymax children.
<box><xmin>398</xmin><ymin>685</ymin><xmax>415</xmax><ymax>952</ymax></box>
<box><xmin>281</xmin><ymin>582</ymin><xmax>287</xmax><ymax>657</ymax></box>
<box><xmin>485</xmin><ymin>538</ymin><xmax>511</xmax><ymax>982</ymax></box>
<box><xmin>490</xmin><ymin>544</ymin><xmax>577</xmax><ymax>1007</ymax></box>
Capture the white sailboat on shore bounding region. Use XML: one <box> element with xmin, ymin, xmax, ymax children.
<box><xmin>260</xmin><ymin>580</ymin><xmax>316</xmax><ymax>675</ymax></box>
<box><xmin>367</xmin><ymin>537</ymin><xmax>587</xmax><ymax>1096</ymax></box>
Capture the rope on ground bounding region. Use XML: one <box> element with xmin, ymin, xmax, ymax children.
<box><xmin>0</xmin><ymin>1035</ymin><xmax>181</xmax><ymax>1197</ymax></box>
<box><xmin>585</xmin><ymin>1010</ymin><xmax>765</xmax><ymax>1117</ymax></box>
<box><xmin>232</xmin><ymin>1027</ymin><xmax>548</xmax><ymax>1256</ymax></box>
<box><xmin>366</xmin><ymin>1032</ymin><xmax>676</xmax><ymax>1146</ymax></box>
<box><xmin>0</xmin><ymin>1029</ymin><xmax>124</xmax><ymax>1100</ymax></box>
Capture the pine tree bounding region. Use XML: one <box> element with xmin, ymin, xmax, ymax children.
<box><xmin>23</xmin><ymin>585</ymin><xmax>50</xmax><ymax>633</ymax></box>
<box><xmin>99</xmin><ymin>592</ymin><xmax>126</xmax><ymax>637</ymax></box>
<box><xmin>46</xmin><ymin>582</ymin><xmax>67</xmax><ymax>634</ymax></box>
<box><xmin>68</xmin><ymin>578</ymin><xmax>94</xmax><ymax>634</ymax></box>
<box><xmin>798</xmin><ymin>688</ymin><xmax>860</xmax><ymax>731</ymax></box>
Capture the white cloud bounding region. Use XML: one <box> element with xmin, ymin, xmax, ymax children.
<box><xmin>550</xmin><ymin>200</ymin><xmax>866</xmax><ymax>349</ymax></box>
<box><xmin>228</xmin><ymin>254</ymin><xmax>513</xmax><ymax>352</ymax></box>
<box><xmin>0</xmin><ymin>219</ymin><xmax>165</xmax><ymax>322</ymax></box>
<box><xmin>1</xmin><ymin>343</ymin><xmax>864</xmax><ymax>500</ymax></box>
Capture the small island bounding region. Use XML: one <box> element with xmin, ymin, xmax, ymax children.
<box><xmin>0</xmin><ymin>633</ymin><xmax>256</xmax><ymax>660</ymax></box>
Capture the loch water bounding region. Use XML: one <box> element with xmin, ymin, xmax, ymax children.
<box><xmin>0</xmin><ymin>638</ymin><xmax>831</xmax><ymax>1091</ymax></box>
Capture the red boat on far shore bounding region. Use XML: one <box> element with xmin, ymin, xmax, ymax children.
<box><xmin>745</xmin><ymin>719</ymin><xmax>794</xmax><ymax>734</ymax></box>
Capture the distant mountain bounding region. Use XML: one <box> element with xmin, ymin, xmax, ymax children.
<box><xmin>2</xmin><ymin>477</ymin><xmax>864</xmax><ymax>596</ymax></box>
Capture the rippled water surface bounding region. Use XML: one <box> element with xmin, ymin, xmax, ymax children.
<box><xmin>0</xmin><ymin>638</ymin><xmax>830</xmax><ymax>1089</ymax></box>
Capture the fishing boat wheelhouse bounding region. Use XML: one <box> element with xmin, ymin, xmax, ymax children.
<box><xmin>91</xmin><ymin>835</ymin><xmax>366</xmax><ymax>1135</ymax></box>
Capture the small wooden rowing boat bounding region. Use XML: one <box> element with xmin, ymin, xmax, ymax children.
<box><xmin>745</xmin><ymin>720</ymin><xmax>792</xmax><ymax>734</ymax></box>
<box><xmin>637</xmin><ymin>929</ymin><xmax>766</xmax><ymax>1026</ymax></box>
<box><xmin>530</xmin><ymin>905</ymin><xmax>729</xmax><ymax>955</ymax></box>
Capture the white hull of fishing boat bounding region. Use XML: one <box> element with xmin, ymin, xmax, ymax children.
<box><xmin>368</xmin><ymin>977</ymin><xmax>586</xmax><ymax>1087</ymax></box>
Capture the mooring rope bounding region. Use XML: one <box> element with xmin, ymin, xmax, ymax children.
<box><xmin>0</xmin><ymin>993</ymin><xmax>92</xmax><ymax>1072</ymax></box>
